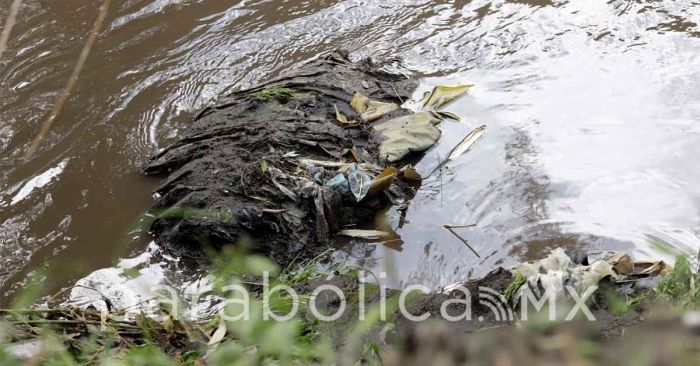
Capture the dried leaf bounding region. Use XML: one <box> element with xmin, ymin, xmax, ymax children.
<box><xmin>299</xmin><ymin>159</ymin><xmax>345</xmax><ymax>168</ymax></box>
<box><xmin>341</xmin><ymin>148</ymin><xmax>361</xmax><ymax>162</ymax></box>
<box><xmin>447</xmin><ymin>125</ymin><xmax>486</xmax><ymax>161</ymax></box>
<box><xmin>607</xmin><ymin>252</ymin><xmax>634</xmax><ymax>275</ymax></box>
<box><xmin>362</xmin><ymin>80</ymin><xmax>370</xmax><ymax>89</ymax></box>
<box><xmin>402</xmin><ymin>168</ymin><xmax>422</xmax><ymax>181</ymax></box>
<box><xmin>208</xmin><ymin>318</ymin><xmax>226</xmax><ymax>346</ymax></box>
<box><xmin>368</xmin><ymin>167</ymin><xmax>398</xmax><ymax>196</ymax></box>
<box><xmin>423</xmin><ymin>84</ymin><xmax>473</xmax><ymax>110</ymax></box>
<box><xmin>338</xmin><ymin>229</ymin><xmax>389</xmax><ymax>239</ymax></box>
<box><xmin>159</xmin><ymin>316</ymin><xmax>174</xmax><ymax>336</ymax></box>
<box><xmin>634</xmin><ymin>260</ymin><xmax>671</xmax><ymax>276</ymax></box>
<box><xmin>350</xmin><ymin>92</ymin><xmax>370</xmax><ymax>113</ymax></box>
<box><xmin>250</xmin><ymin>195</ymin><xmax>275</xmax><ymax>205</ymax></box>
<box><xmin>419</xmin><ymin>90</ymin><xmax>431</xmax><ymax>106</ymax></box>
<box><xmin>380</xmin><ymin>239</ymin><xmax>404</xmax><ymax>252</ymax></box>
<box><xmin>376</xmin><ymin>166</ymin><xmax>398</xmax><ymax>180</ymax></box>
<box><xmin>350</xmin><ymin>149</ymin><xmax>361</xmax><ymax>162</ymax></box>
<box><xmin>262</xmin><ymin>208</ymin><xmax>288</xmax><ymax>214</ymax></box>
<box><xmin>333</xmin><ymin>104</ymin><xmax>351</xmax><ymax>124</ymax></box>
<box><xmin>268</xmin><ymin>166</ymin><xmax>298</xmax><ymax>202</ymax></box>
<box><xmin>361</xmin><ymin>101</ymin><xmax>399</xmax><ymax>122</ymax></box>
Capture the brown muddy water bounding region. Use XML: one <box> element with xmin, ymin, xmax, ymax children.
<box><xmin>1</xmin><ymin>0</ymin><xmax>700</xmax><ymax>306</ymax></box>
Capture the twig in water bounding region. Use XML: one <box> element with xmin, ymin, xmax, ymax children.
<box><xmin>0</xmin><ymin>0</ymin><xmax>22</xmax><ymax>61</ymax></box>
<box><xmin>437</xmin><ymin>151</ymin><xmax>443</xmax><ymax>207</ymax></box>
<box><xmin>444</xmin><ymin>224</ymin><xmax>477</xmax><ymax>229</ymax></box>
<box><xmin>25</xmin><ymin>0</ymin><xmax>112</xmax><ymax>158</ymax></box>
<box><xmin>443</xmin><ymin>224</ymin><xmax>480</xmax><ymax>258</ymax></box>
<box><xmin>391</xmin><ymin>85</ymin><xmax>404</xmax><ymax>105</ymax></box>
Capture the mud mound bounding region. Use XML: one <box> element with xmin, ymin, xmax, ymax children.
<box><xmin>142</xmin><ymin>51</ymin><xmax>417</xmax><ymax>264</ymax></box>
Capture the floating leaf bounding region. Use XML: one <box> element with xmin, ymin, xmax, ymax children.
<box><xmin>419</xmin><ymin>90</ymin><xmax>431</xmax><ymax>106</ymax></box>
<box><xmin>338</xmin><ymin>229</ymin><xmax>389</xmax><ymax>239</ymax></box>
<box><xmin>447</xmin><ymin>125</ymin><xmax>486</xmax><ymax>161</ymax></box>
<box><xmin>380</xmin><ymin>239</ymin><xmax>404</xmax><ymax>252</ymax></box>
<box><xmin>422</xmin><ymin>84</ymin><xmax>473</xmax><ymax>110</ymax></box>
<box><xmin>374</xmin><ymin>112</ymin><xmax>442</xmax><ymax>163</ymax></box>
<box><xmin>435</xmin><ymin>111</ymin><xmax>461</xmax><ymax>121</ymax></box>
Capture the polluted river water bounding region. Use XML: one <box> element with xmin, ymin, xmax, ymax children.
<box><xmin>0</xmin><ymin>0</ymin><xmax>699</xmax><ymax>308</ymax></box>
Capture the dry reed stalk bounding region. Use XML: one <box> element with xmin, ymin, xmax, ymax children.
<box><xmin>0</xmin><ymin>0</ymin><xmax>23</xmax><ymax>60</ymax></box>
<box><xmin>26</xmin><ymin>0</ymin><xmax>112</xmax><ymax>158</ymax></box>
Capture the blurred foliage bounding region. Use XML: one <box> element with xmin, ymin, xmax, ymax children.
<box><xmin>0</xmin><ymin>250</ymin><xmax>698</xmax><ymax>365</ymax></box>
<box><xmin>655</xmin><ymin>255</ymin><xmax>699</xmax><ymax>308</ymax></box>
<box><xmin>0</xmin><ymin>247</ymin><xmax>393</xmax><ymax>365</ymax></box>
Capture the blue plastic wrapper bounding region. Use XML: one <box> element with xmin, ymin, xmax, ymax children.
<box><xmin>325</xmin><ymin>173</ymin><xmax>352</xmax><ymax>197</ymax></box>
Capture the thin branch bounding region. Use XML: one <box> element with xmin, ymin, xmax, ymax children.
<box><xmin>391</xmin><ymin>85</ymin><xmax>404</xmax><ymax>105</ymax></box>
<box><xmin>0</xmin><ymin>0</ymin><xmax>22</xmax><ymax>60</ymax></box>
<box><xmin>443</xmin><ymin>225</ymin><xmax>480</xmax><ymax>258</ymax></box>
<box><xmin>444</xmin><ymin>224</ymin><xmax>477</xmax><ymax>229</ymax></box>
<box><xmin>437</xmin><ymin>151</ymin><xmax>443</xmax><ymax>207</ymax></box>
<box><xmin>25</xmin><ymin>0</ymin><xmax>112</xmax><ymax>158</ymax></box>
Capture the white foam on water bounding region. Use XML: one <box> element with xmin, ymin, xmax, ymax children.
<box><xmin>10</xmin><ymin>159</ymin><xmax>68</xmax><ymax>206</ymax></box>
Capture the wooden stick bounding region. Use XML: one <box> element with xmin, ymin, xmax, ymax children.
<box><xmin>443</xmin><ymin>224</ymin><xmax>477</xmax><ymax>229</ymax></box>
<box><xmin>25</xmin><ymin>0</ymin><xmax>112</xmax><ymax>158</ymax></box>
<box><xmin>0</xmin><ymin>0</ymin><xmax>22</xmax><ymax>60</ymax></box>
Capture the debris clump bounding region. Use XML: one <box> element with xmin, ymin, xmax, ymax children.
<box><xmin>142</xmin><ymin>51</ymin><xmax>426</xmax><ymax>264</ymax></box>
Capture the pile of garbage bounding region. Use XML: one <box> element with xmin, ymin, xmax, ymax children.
<box><xmin>512</xmin><ymin>248</ymin><xmax>671</xmax><ymax>304</ymax></box>
<box><xmin>142</xmin><ymin>51</ymin><xmax>483</xmax><ymax>264</ymax></box>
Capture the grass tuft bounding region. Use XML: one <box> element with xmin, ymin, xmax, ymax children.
<box><xmin>654</xmin><ymin>255</ymin><xmax>699</xmax><ymax>308</ymax></box>
<box><xmin>255</xmin><ymin>86</ymin><xmax>299</xmax><ymax>103</ymax></box>
<box><xmin>503</xmin><ymin>272</ymin><xmax>526</xmax><ymax>303</ymax></box>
